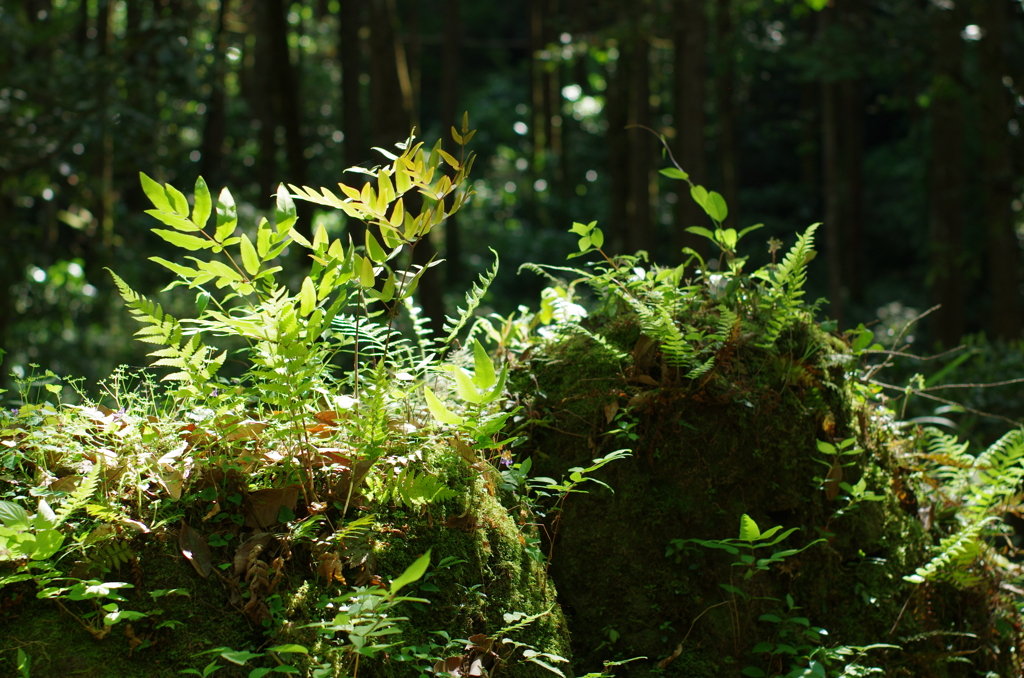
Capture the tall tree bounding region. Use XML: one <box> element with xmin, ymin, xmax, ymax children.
<box><xmin>440</xmin><ymin>0</ymin><xmax>463</xmax><ymax>282</ymax></box>
<box><xmin>627</xmin><ymin>27</ymin><xmax>653</xmax><ymax>254</ymax></box>
<box><xmin>927</xmin><ymin>1</ymin><xmax>967</xmax><ymax>346</ymax></box>
<box><xmin>199</xmin><ymin>0</ymin><xmax>231</xmax><ymax>190</ymax></box>
<box><xmin>339</xmin><ymin>0</ymin><xmax>365</xmax><ymax>171</ymax></box>
<box><xmin>673</xmin><ymin>0</ymin><xmax>708</xmax><ymax>260</ymax></box>
<box><xmin>977</xmin><ymin>0</ymin><xmax>1021</xmax><ymax>339</ymax></box>
<box><xmin>818</xmin><ymin>4</ymin><xmax>845</xmax><ymax>328</ymax></box>
<box><xmin>715</xmin><ymin>0</ymin><xmax>738</xmax><ymax>233</ymax></box>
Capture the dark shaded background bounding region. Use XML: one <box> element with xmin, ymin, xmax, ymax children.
<box><xmin>3</xmin><ymin>0</ymin><xmax>1024</xmax><ymax>399</ymax></box>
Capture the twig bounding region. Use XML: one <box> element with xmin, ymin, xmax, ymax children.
<box><xmin>861</xmin><ymin>344</ymin><xmax>967</xmax><ymax>361</ymax></box>
<box><xmin>863</xmin><ymin>305</ymin><xmax>941</xmax><ymax>381</ymax></box>
<box><xmin>657</xmin><ymin>600</ymin><xmax>730</xmax><ymax>669</ymax></box>
<box><xmin>867</xmin><ymin>378</ymin><xmax>1023</xmax><ymax>428</ymax></box>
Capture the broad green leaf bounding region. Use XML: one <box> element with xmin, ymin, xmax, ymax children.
<box><xmin>0</xmin><ymin>501</ymin><xmax>30</xmax><ymax>530</ymax></box>
<box><xmin>299</xmin><ymin>276</ymin><xmax>316</xmax><ymax>316</ymax></box>
<box><xmin>685</xmin><ymin>226</ymin><xmax>715</xmax><ymax>240</ymax></box>
<box><xmin>658</xmin><ymin>167</ymin><xmax>689</xmax><ymax>181</ymax></box>
<box><xmin>220</xmin><ymin>649</ymin><xmax>263</xmax><ymax>665</ymax></box>
<box><xmin>215</xmin><ymin>187</ymin><xmax>238</xmax><ymax>241</ymax></box>
<box><xmin>275</xmin><ymin>184</ymin><xmax>297</xmax><ymax>232</ymax></box>
<box><xmin>139</xmin><ymin>172</ymin><xmax>172</xmax><ymax>212</ymax></box>
<box><xmin>312</xmin><ymin>223</ymin><xmax>329</xmax><ymax>251</ymax></box>
<box><xmin>379</xmin><ymin>271</ymin><xmax>395</xmax><ymax>303</ymax></box>
<box><xmin>166</xmin><ymin>183</ymin><xmax>190</xmax><ymax>217</ymax></box>
<box><xmin>423</xmin><ymin>386</ymin><xmax>464</xmax><ymax>426</ymax></box>
<box><xmin>389</xmin><ymin>198</ymin><xmax>405</xmax><ymax>227</ymax></box>
<box><xmin>452</xmin><ymin>368</ymin><xmax>483</xmax><ymax>404</ymax></box>
<box><xmin>266</xmin><ymin>645</ymin><xmax>308</xmax><ymax>655</ymax></box>
<box><xmin>257</xmin><ymin>219</ymin><xmax>272</xmax><ymax>257</ymax></box>
<box><xmin>816</xmin><ymin>440</ymin><xmax>837</xmax><ymax>456</ymax></box>
<box><xmin>289</xmin><ymin>227</ymin><xmax>312</xmax><ymax>249</ymax></box>
<box><xmin>144</xmin><ymin>209</ymin><xmax>201</xmax><ymax>232</ymax></box>
<box><xmin>472</xmin><ymin>339</ymin><xmax>497</xmax><ymax>390</ymax></box>
<box><xmin>390</xmin><ymin>549</ymin><xmax>431</xmax><ymax>596</ymax></box>
<box><xmin>569</xmin><ymin>221</ymin><xmax>593</xmax><ymax>236</ymax></box>
<box><xmin>240</xmin><ymin>234</ymin><xmax>259</xmax><ymax>276</ymax></box>
<box><xmin>193</xmin><ymin>176</ymin><xmax>212</xmax><ymax>229</ymax></box>
<box><xmin>690</xmin><ymin>184</ymin><xmax>709</xmax><ymax>210</ymax></box>
<box><xmin>359</xmin><ymin>256</ymin><xmax>375</xmax><ymax>288</ymax></box>
<box><xmin>739</xmin><ymin>514</ymin><xmax>760</xmax><ymax>542</ymax></box>
<box><xmin>365</xmin><ymin>230</ymin><xmax>386</xmax><ymax>263</ymax></box>
<box><xmin>35</xmin><ymin>498</ymin><xmax>57</xmax><ymax>530</ymax></box>
<box><xmin>577</xmin><ymin>236</ymin><xmax>591</xmax><ymax>252</ymax></box>
<box><xmin>149</xmin><ymin>257</ymin><xmax>199</xmax><ymax>279</ymax></box>
<box><xmin>590</xmin><ymin>227</ymin><xmax>604</xmax><ymax>249</ymax></box>
<box><xmin>706</xmin><ymin>191</ymin><xmax>728</xmax><ymax>222</ymax></box>
<box><xmin>31</xmin><ymin>529</ymin><xmax>64</xmax><ymax>559</ymax></box>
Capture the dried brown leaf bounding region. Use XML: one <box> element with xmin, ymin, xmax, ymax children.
<box><xmin>178</xmin><ymin>521</ymin><xmax>213</xmax><ymax>579</ymax></box>
<box><xmin>824</xmin><ymin>461</ymin><xmax>843</xmax><ymax>501</ymax></box>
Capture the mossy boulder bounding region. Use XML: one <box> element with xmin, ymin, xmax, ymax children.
<box><xmin>0</xmin><ymin>441</ymin><xmax>571</xmax><ymax>677</ymax></box>
<box><xmin>512</xmin><ymin>314</ymin><xmax>1018</xmax><ymax>677</ymax></box>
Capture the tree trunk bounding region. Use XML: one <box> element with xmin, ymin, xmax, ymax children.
<box><xmin>819</xmin><ymin>7</ymin><xmax>845</xmax><ymax>328</ymax></box>
<box><xmin>927</xmin><ymin>2</ymin><xmax>966</xmax><ymax>346</ymax></box>
<box><xmin>673</xmin><ymin>0</ymin><xmax>708</xmax><ymax>262</ymax></box>
<box><xmin>978</xmin><ymin>0</ymin><xmax>1020</xmax><ymax>339</ymax></box>
<box><xmin>607</xmin><ymin>33</ymin><xmax>630</xmax><ymax>254</ymax></box>
<box><xmin>441</xmin><ymin>0</ymin><xmax>463</xmax><ymax>283</ymax></box>
<box><xmin>339</xmin><ymin>0</ymin><xmax>365</xmax><ymax>171</ymax></box>
<box><xmin>840</xmin><ymin>79</ymin><xmax>864</xmax><ymax>304</ymax></box>
<box><xmin>253</xmin><ymin>1</ymin><xmax>278</xmax><ymax>209</ymax></box>
<box><xmin>199</xmin><ymin>0</ymin><xmax>230</xmax><ymax>190</ymax></box>
<box><xmin>627</xmin><ymin>30</ymin><xmax>653</xmax><ymax>254</ymax></box>
<box><xmin>715</xmin><ymin>0</ymin><xmax>738</xmax><ymax>233</ymax></box>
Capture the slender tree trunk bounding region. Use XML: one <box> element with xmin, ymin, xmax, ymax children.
<box><xmin>841</xmin><ymin>79</ymin><xmax>864</xmax><ymax>304</ymax></box>
<box><xmin>199</xmin><ymin>0</ymin><xmax>230</xmax><ymax>190</ymax></box>
<box><xmin>441</xmin><ymin>0</ymin><xmax>463</xmax><ymax>283</ymax></box>
<box><xmin>715</xmin><ymin>0</ymin><xmax>738</xmax><ymax>233</ymax></box>
<box><xmin>529</xmin><ymin>0</ymin><xmax>548</xmax><ymax>170</ymax></box>
<box><xmin>927</xmin><ymin>2</ymin><xmax>966</xmax><ymax>346</ymax></box>
<box><xmin>673</xmin><ymin>0</ymin><xmax>708</xmax><ymax>262</ymax></box>
<box><xmin>96</xmin><ymin>0</ymin><xmax>114</xmax><ymax>246</ymax></box>
<box><xmin>607</xmin><ymin>32</ymin><xmax>630</xmax><ymax>254</ymax></box>
<box><xmin>978</xmin><ymin>0</ymin><xmax>1020</xmax><ymax>338</ymax></box>
<box><xmin>819</xmin><ymin>7</ymin><xmax>845</xmax><ymax>328</ymax></box>
<box><xmin>339</xmin><ymin>0</ymin><xmax>365</xmax><ymax>170</ymax></box>
<box><xmin>253</xmin><ymin>1</ymin><xmax>278</xmax><ymax>209</ymax></box>
<box><xmin>627</xmin><ymin>30</ymin><xmax>653</xmax><ymax>254</ymax></box>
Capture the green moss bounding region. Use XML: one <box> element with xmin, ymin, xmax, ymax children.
<box><xmin>514</xmin><ymin>318</ymin><xmax>1017</xmax><ymax>676</ymax></box>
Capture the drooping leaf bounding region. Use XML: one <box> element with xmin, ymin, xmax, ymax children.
<box><xmin>215</xmin><ymin>187</ymin><xmax>238</xmax><ymax>241</ymax></box>
<box><xmin>299</xmin><ymin>276</ymin><xmax>317</xmax><ymax>316</ymax></box>
<box><xmin>193</xmin><ymin>176</ymin><xmax>212</xmax><ymax>229</ymax></box>
<box><xmin>140</xmin><ymin>172</ymin><xmax>173</xmax><ymax>212</ymax></box>
<box><xmin>472</xmin><ymin>339</ymin><xmax>497</xmax><ymax>390</ymax></box>
<box><xmin>739</xmin><ymin>514</ymin><xmax>760</xmax><ymax>542</ymax></box>
<box><xmin>706</xmin><ymin>191</ymin><xmax>728</xmax><ymax>222</ymax></box>
<box><xmin>390</xmin><ymin>549</ymin><xmax>431</xmax><ymax>595</ymax></box>
<box><xmin>178</xmin><ymin>521</ymin><xmax>212</xmax><ymax>578</ymax></box>
<box><xmin>658</xmin><ymin>167</ymin><xmax>689</xmax><ymax>181</ymax></box>
<box><xmin>275</xmin><ymin>184</ymin><xmax>297</xmax><ymax>232</ymax></box>
<box><xmin>423</xmin><ymin>386</ymin><xmax>464</xmax><ymax>426</ymax></box>
<box><xmin>240</xmin><ymin>234</ymin><xmax>260</xmax><ymax>276</ymax></box>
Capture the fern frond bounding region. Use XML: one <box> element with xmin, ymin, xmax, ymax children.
<box><xmin>442</xmin><ymin>249</ymin><xmax>499</xmax><ymax>348</ymax></box>
<box><xmin>56</xmin><ymin>464</ymin><xmax>101</xmax><ymax>527</ymax></box>
<box><xmin>559</xmin><ymin>324</ymin><xmax>629</xmax><ymax>363</ymax></box>
<box><xmin>904</xmin><ymin>518</ymin><xmax>993</xmax><ymax>587</ymax></box>
<box><xmin>108</xmin><ymin>269</ymin><xmax>185</xmax><ymax>349</ymax></box>
<box><xmin>774</xmin><ymin>223</ymin><xmax>819</xmax><ymax>293</ymax></box>
<box><xmin>392</xmin><ymin>468</ymin><xmax>458</xmax><ymax>508</ymax></box>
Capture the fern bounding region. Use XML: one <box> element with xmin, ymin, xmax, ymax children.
<box><xmin>108</xmin><ymin>269</ymin><xmax>224</xmax><ymax>388</ymax></box>
<box><xmin>55</xmin><ymin>463</ymin><xmax>101</xmax><ymax>527</ymax></box>
<box><xmin>755</xmin><ymin>223</ymin><xmax>820</xmax><ymax>349</ymax></box>
<box><xmin>559</xmin><ymin>324</ymin><xmax>629</xmax><ymax>363</ymax></box>
<box><xmin>391</xmin><ymin>468</ymin><xmax>458</xmax><ymax>508</ymax></box>
<box><xmin>442</xmin><ymin>249</ymin><xmax>499</xmax><ymax>348</ymax></box>
<box><xmin>903</xmin><ymin>518</ymin><xmax>992</xmax><ymax>587</ymax></box>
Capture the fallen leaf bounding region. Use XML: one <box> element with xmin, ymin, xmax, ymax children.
<box><xmin>179</xmin><ymin>521</ymin><xmax>212</xmax><ymax>579</ymax></box>
<box><xmin>49</xmin><ymin>475</ymin><xmax>82</xmax><ymax>493</ymax></box>
<box><xmin>603</xmin><ymin>400</ymin><xmax>620</xmax><ymax>424</ymax></box>
<box><xmin>233</xmin><ymin>532</ymin><xmax>273</xmax><ymax>577</ymax></box>
<box><xmin>433</xmin><ymin>657</ymin><xmax>463</xmax><ymax>676</ymax></box>
<box><xmin>243</xmin><ymin>485</ymin><xmax>300</xmax><ymax>529</ymax></box>
<box><xmin>636</xmin><ymin>374</ymin><xmax>659</xmax><ymax>387</ymax></box>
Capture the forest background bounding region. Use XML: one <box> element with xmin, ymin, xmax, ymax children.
<box><xmin>3</xmin><ymin>0</ymin><xmax>1024</xmax><ymax>420</ymax></box>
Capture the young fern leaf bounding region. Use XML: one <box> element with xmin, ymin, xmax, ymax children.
<box><xmin>442</xmin><ymin>249</ymin><xmax>499</xmax><ymax>348</ymax></box>
<box><xmin>904</xmin><ymin>518</ymin><xmax>992</xmax><ymax>587</ymax></box>
<box><xmin>392</xmin><ymin>468</ymin><xmax>458</xmax><ymax>508</ymax></box>
<box><xmin>756</xmin><ymin>223</ymin><xmax>820</xmax><ymax>349</ymax></box>
<box><xmin>560</xmin><ymin>325</ymin><xmax>630</xmax><ymax>363</ymax></box>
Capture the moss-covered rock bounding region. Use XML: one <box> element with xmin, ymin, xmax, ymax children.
<box><xmin>0</xmin><ymin>444</ymin><xmax>571</xmax><ymax>678</ymax></box>
<box><xmin>512</xmin><ymin>314</ymin><xmax>1018</xmax><ymax>677</ymax></box>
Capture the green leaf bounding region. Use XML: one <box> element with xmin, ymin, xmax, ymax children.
<box><xmin>275</xmin><ymin>184</ymin><xmax>297</xmax><ymax>233</ymax></box>
<box><xmin>219</xmin><ymin>649</ymin><xmax>262</xmax><ymax>665</ymax></box>
<box><xmin>365</xmin><ymin>230</ymin><xmax>387</xmax><ymax>263</ymax></box>
<box><xmin>390</xmin><ymin>549</ymin><xmax>431</xmax><ymax>596</ymax></box>
<box><xmin>299</xmin><ymin>276</ymin><xmax>316</xmax><ymax>316</ymax></box>
<box><xmin>166</xmin><ymin>184</ymin><xmax>190</xmax><ymax>217</ymax></box>
<box><xmin>472</xmin><ymin>339</ymin><xmax>497</xmax><ymax>390</ymax></box>
<box><xmin>690</xmin><ymin>184</ymin><xmax>709</xmax><ymax>210</ymax></box>
<box><xmin>144</xmin><ymin>209</ymin><xmax>201</xmax><ymax>232</ymax></box>
<box><xmin>658</xmin><ymin>167</ymin><xmax>689</xmax><ymax>181</ymax></box>
<box><xmin>266</xmin><ymin>645</ymin><xmax>308</xmax><ymax>655</ymax></box>
<box><xmin>452</xmin><ymin>368</ymin><xmax>483</xmax><ymax>404</ymax></box>
<box><xmin>215</xmin><ymin>188</ymin><xmax>238</xmax><ymax>241</ymax></box>
<box><xmin>139</xmin><ymin>172</ymin><xmax>172</xmax><ymax>212</ymax></box>
<box><xmin>0</xmin><ymin>501</ymin><xmax>30</xmax><ymax>530</ymax></box>
<box><xmin>423</xmin><ymin>386</ymin><xmax>464</xmax><ymax>426</ymax></box>
<box><xmin>193</xmin><ymin>176</ymin><xmax>212</xmax><ymax>229</ymax></box>
<box><xmin>569</xmin><ymin>221</ymin><xmax>592</xmax><ymax>236</ymax></box>
<box><xmin>378</xmin><ymin>271</ymin><xmax>395</xmax><ymax>303</ymax></box>
<box><xmin>705</xmin><ymin>191</ymin><xmax>728</xmax><ymax>222</ymax></box>
<box><xmin>149</xmin><ymin>257</ymin><xmax>199</xmax><ymax>279</ymax></box>
<box><xmin>590</xmin><ymin>228</ymin><xmax>604</xmax><ymax>249</ymax></box>
<box><xmin>577</xmin><ymin>236</ymin><xmax>591</xmax><ymax>252</ymax></box>
<box><xmin>257</xmin><ymin>220</ymin><xmax>272</xmax><ymax>258</ymax></box>
<box><xmin>359</xmin><ymin>256</ymin><xmax>375</xmax><ymax>288</ymax></box>
<box><xmin>240</xmin><ymin>234</ymin><xmax>260</xmax><ymax>276</ymax></box>
<box><xmin>816</xmin><ymin>440</ymin><xmax>837</xmax><ymax>456</ymax></box>
<box><xmin>685</xmin><ymin>226</ymin><xmax>715</xmax><ymax>240</ymax></box>
<box><xmin>739</xmin><ymin>514</ymin><xmax>760</xmax><ymax>542</ymax></box>
<box><xmin>289</xmin><ymin>227</ymin><xmax>312</xmax><ymax>249</ymax></box>
<box><xmin>738</xmin><ymin>223</ymin><xmax>764</xmax><ymax>239</ymax></box>
<box><xmin>741</xmin><ymin>667</ymin><xmax>766</xmax><ymax>677</ymax></box>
